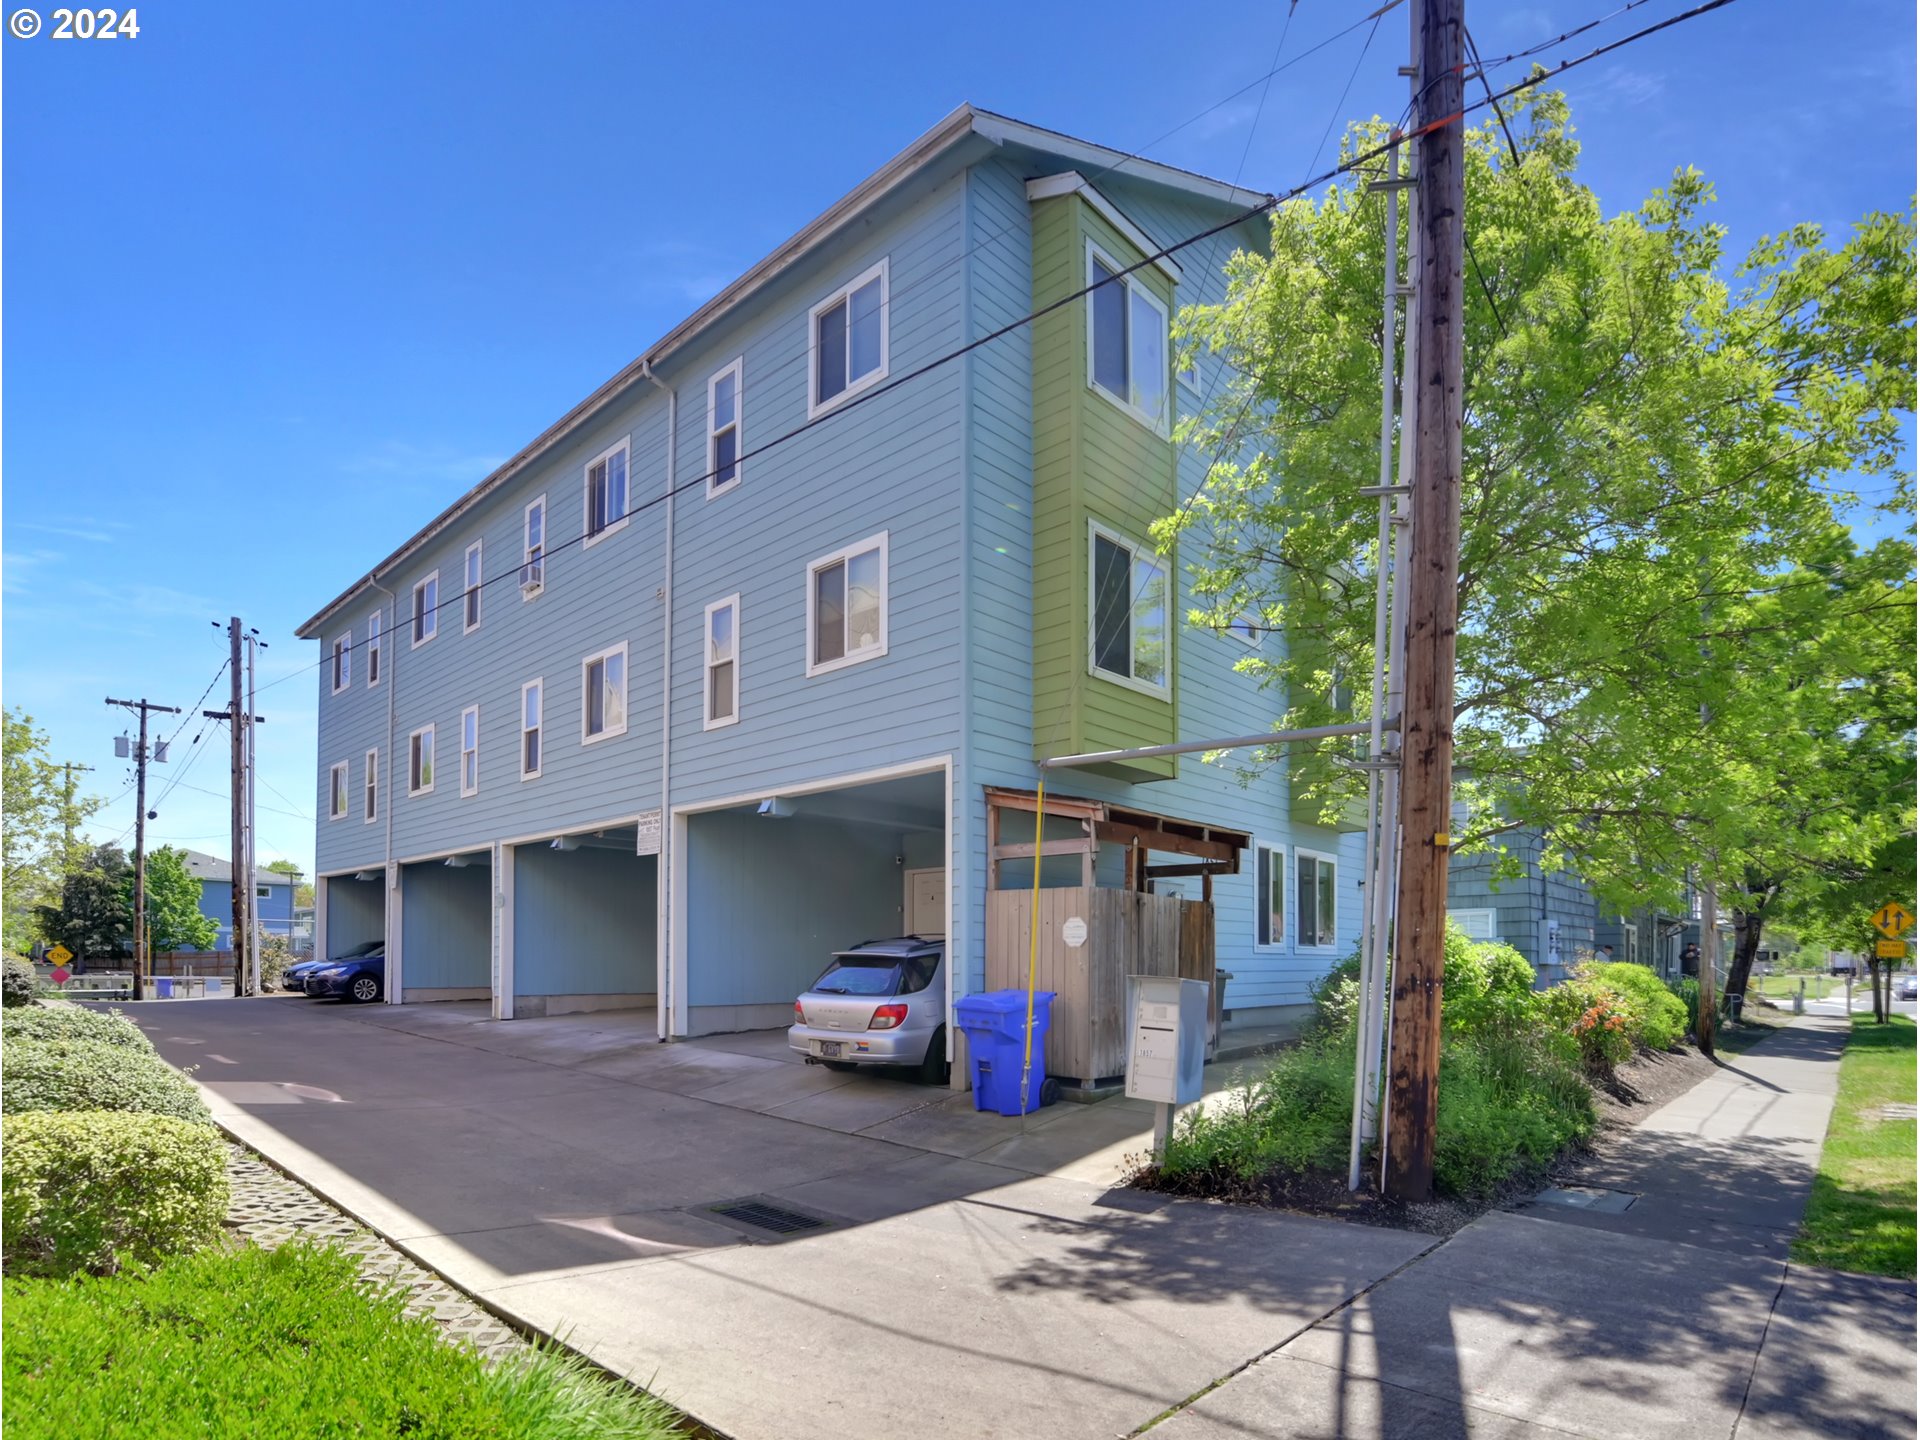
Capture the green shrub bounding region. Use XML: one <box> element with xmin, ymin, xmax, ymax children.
<box><xmin>1444</xmin><ymin>935</ymin><xmax>1538</xmax><ymax>1038</ymax></box>
<box><xmin>1669</xmin><ymin>975</ymin><xmax>1702</xmax><ymax>1031</ymax></box>
<box><xmin>1588</xmin><ymin>962</ymin><xmax>1690</xmax><ymax>1050</ymax></box>
<box><xmin>1</xmin><ymin>1111</ymin><xmax>229</xmax><ymax>1277</ymax></box>
<box><xmin>2</xmin><ymin>1242</ymin><xmax>684</xmax><ymax>1439</ymax></box>
<box><xmin>1309</xmin><ymin>950</ymin><xmax>1364</xmax><ymax>1035</ymax></box>
<box><xmin>1435</xmin><ymin>1028</ymin><xmax>1594</xmax><ymax>1196</ymax></box>
<box><xmin>2</xmin><ymin>958</ymin><xmax>37</xmax><ymax>1009</ymax></box>
<box><xmin>1164</xmin><ymin>1031</ymin><xmax>1356</xmax><ymax>1180</ymax></box>
<box><xmin>257</xmin><ymin>933</ymin><xmax>293</xmax><ymax>993</ymax></box>
<box><xmin>1538</xmin><ymin>977</ymin><xmax>1635</xmax><ymax>1073</ymax></box>
<box><xmin>1</xmin><ymin>1006</ymin><xmax>153</xmax><ymax>1052</ymax></box>
<box><xmin>1</xmin><ymin>1037</ymin><xmax>209</xmax><ymax>1124</ymax></box>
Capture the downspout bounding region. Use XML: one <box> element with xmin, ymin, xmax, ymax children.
<box><xmin>641</xmin><ymin>360</ymin><xmax>675</xmax><ymax>1041</ymax></box>
<box><xmin>953</xmin><ymin>172</ymin><xmax>973</xmax><ymax>1081</ymax></box>
<box><xmin>369</xmin><ymin>577</ymin><xmax>398</xmax><ymax>1002</ymax></box>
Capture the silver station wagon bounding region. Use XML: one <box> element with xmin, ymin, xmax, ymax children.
<box><xmin>789</xmin><ymin>937</ymin><xmax>948</xmax><ymax>1084</ymax></box>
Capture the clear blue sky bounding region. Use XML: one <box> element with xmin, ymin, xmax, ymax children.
<box><xmin>4</xmin><ymin>0</ymin><xmax>1913</xmax><ymax>878</ymax></box>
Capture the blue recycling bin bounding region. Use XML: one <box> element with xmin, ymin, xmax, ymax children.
<box><xmin>954</xmin><ymin>988</ymin><xmax>1057</xmax><ymax>1116</ymax></box>
<box><xmin>154</xmin><ymin>977</ymin><xmax>173</xmax><ymax>999</ymax></box>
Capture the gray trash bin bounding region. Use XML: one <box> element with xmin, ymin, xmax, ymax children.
<box><xmin>1207</xmin><ymin>970</ymin><xmax>1234</xmax><ymax>1059</ymax></box>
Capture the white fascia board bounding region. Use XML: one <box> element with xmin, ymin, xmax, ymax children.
<box><xmin>1026</xmin><ymin>172</ymin><xmax>1184</xmax><ymax>285</ymax></box>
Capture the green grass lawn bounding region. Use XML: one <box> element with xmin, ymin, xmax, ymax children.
<box><xmin>1793</xmin><ymin>1015</ymin><xmax>1916</xmax><ymax>1278</ymax></box>
<box><xmin>1755</xmin><ymin>972</ymin><xmax>1837</xmax><ymax>1001</ymax></box>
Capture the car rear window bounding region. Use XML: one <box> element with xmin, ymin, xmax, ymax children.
<box><xmin>812</xmin><ymin>952</ymin><xmax>938</xmax><ymax>997</ymax></box>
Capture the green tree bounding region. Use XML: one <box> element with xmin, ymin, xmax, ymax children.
<box><xmin>1164</xmin><ymin>87</ymin><xmax>1914</xmax><ymax>948</ymax></box>
<box><xmin>3</xmin><ymin>708</ymin><xmax>103</xmax><ymax>954</ymax></box>
<box><xmin>33</xmin><ymin>845</ymin><xmax>132</xmax><ymax>964</ymax></box>
<box><xmin>129</xmin><ymin>846</ymin><xmax>220</xmax><ymax>955</ymax></box>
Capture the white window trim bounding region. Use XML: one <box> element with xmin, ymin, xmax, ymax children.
<box><xmin>328</xmin><ymin>761</ymin><xmax>349</xmax><ymax>821</ymax></box>
<box><xmin>1085</xmin><ymin>239</ymin><xmax>1172</xmax><ymax>438</ymax></box>
<box><xmin>1297</xmin><ymin>845</ymin><xmax>1339</xmax><ymax>950</ymax></box>
<box><xmin>521</xmin><ymin>495</ymin><xmax>547</xmax><ymax>600</ymax></box>
<box><xmin>411</xmin><ymin>570</ymin><xmax>439</xmax><ymax>649</ymax></box>
<box><xmin>330</xmin><ymin>633</ymin><xmax>351</xmax><ymax>694</ymax></box>
<box><xmin>1086</xmin><ymin>519</ymin><xmax>1171</xmax><ymax>700</ymax></box>
<box><xmin>1225</xmin><ymin>610</ymin><xmax>1265</xmax><ymax>650</ymax></box>
<box><xmin>703</xmin><ymin>594</ymin><xmax>741</xmax><ymax>730</ymax></box>
<box><xmin>520</xmin><ymin>678</ymin><xmax>543</xmax><ymax>781</ymax></box>
<box><xmin>1253</xmin><ymin>840</ymin><xmax>1287</xmax><ymax>951</ymax></box>
<box><xmin>581</xmin><ymin>438</ymin><xmax>631</xmax><ymax>549</ymax></box>
<box><xmin>1450</xmin><ymin>907</ymin><xmax>1498</xmax><ymax>942</ymax></box>
<box><xmin>805</xmin><ymin>531</ymin><xmax>890</xmax><ymax>678</ymax></box>
<box><xmin>408</xmin><ymin>724</ymin><xmax>436</xmax><ymax>797</ymax></box>
<box><xmin>463</xmin><ymin>539</ymin><xmax>483</xmax><ymax>634</ymax></box>
<box><xmin>366</xmin><ymin>609</ymin><xmax>383</xmax><ymax>689</ymax></box>
<box><xmin>363</xmin><ymin>747</ymin><xmax>378</xmax><ymax>824</ymax></box>
<box><xmin>580</xmin><ymin>642</ymin><xmax>629</xmax><ymax>745</ymax></box>
<box><xmin>807</xmin><ymin>257</ymin><xmax>891</xmax><ymax>421</ymax></box>
<box><xmin>459</xmin><ymin>704</ymin><xmax>480</xmax><ymax>798</ymax></box>
<box><xmin>706</xmin><ymin>357</ymin><xmax>744</xmax><ymax>499</ymax></box>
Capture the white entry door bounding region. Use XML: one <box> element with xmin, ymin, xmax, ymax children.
<box><xmin>905</xmin><ymin>868</ymin><xmax>946</xmax><ymax>938</ymax></box>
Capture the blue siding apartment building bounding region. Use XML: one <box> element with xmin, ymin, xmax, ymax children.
<box><xmin>299</xmin><ymin>107</ymin><xmax>1367</xmax><ymax>1052</ymax></box>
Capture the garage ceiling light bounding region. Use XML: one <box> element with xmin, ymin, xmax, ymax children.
<box><xmin>757</xmin><ymin>797</ymin><xmax>794</xmax><ymax>819</ymax></box>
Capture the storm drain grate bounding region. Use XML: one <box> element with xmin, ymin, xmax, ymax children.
<box><xmin>708</xmin><ymin>1200</ymin><xmax>829</xmax><ymax>1236</ymax></box>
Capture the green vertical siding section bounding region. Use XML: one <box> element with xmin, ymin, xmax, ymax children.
<box><xmin>1028</xmin><ymin>190</ymin><xmax>1178</xmax><ymax>782</ymax></box>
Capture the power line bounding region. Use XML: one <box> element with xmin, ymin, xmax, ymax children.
<box><xmin>257</xmin><ymin>0</ymin><xmax>1749</xmax><ymax>705</ymax></box>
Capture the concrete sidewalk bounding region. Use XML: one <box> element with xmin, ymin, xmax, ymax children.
<box><xmin>1153</xmin><ymin>1017</ymin><xmax>1918</xmax><ymax>1440</ymax></box>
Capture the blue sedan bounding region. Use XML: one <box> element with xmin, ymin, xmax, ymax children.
<box><xmin>303</xmin><ymin>946</ymin><xmax>386</xmax><ymax>1003</ymax></box>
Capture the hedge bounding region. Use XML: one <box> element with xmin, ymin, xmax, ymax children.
<box><xmin>2</xmin><ymin>958</ymin><xmax>36</xmax><ymax>1009</ymax></box>
<box><xmin>1</xmin><ymin>1006</ymin><xmax>154</xmax><ymax>1053</ymax></box>
<box><xmin>1</xmin><ymin>1037</ymin><xmax>210</xmax><ymax>1124</ymax></box>
<box><xmin>1</xmin><ymin>1111</ymin><xmax>229</xmax><ymax>1277</ymax></box>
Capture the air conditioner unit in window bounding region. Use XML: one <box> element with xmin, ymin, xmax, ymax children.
<box><xmin>519</xmin><ymin>561</ymin><xmax>543</xmax><ymax>592</ymax></box>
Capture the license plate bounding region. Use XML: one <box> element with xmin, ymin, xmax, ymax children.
<box><xmin>818</xmin><ymin>1041</ymin><xmax>842</xmax><ymax>1059</ymax></box>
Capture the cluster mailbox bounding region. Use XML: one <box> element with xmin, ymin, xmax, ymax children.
<box><xmin>1125</xmin><ymin>974</ymin><xmax>1208</xmax><ymax>1107</ymax></box>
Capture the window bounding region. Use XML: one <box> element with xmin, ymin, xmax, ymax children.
<box><xmin>256</xmin><ymin>885</ymin><xmax>271</xmax><ymax>900</ymax></box>
<box><xmin>584</xmin><ymin>440</ymin><xmax>629</xmax><ymax>544</ymax></box>
<box><xmin>411</xmin><ymin>571</ymin><xmax>438</xmax><ymax>647</ymax></box>
<box><xmin>1450</xmin><ymin>908</ymin><xmax>1497</xmax><ymax>941</ymax></box>
<box><xmin>809</xmin><ymin>258</ymin><xmax>889</xmax><ymax>417</ymax></box>
<box><xmin>1255</xmin><ymin>843</ymin><xmax>1286</xmax><ymax>947</ymax></box>
<box><xmin>806</xmin><ymin>532</ymin><xmax>888</xmax><ymax>676</ymax></box>
<box><xmin>581</xmin><ymin>643</ymin><xmax>627</xmax><ymax>743</ymax></box>
<box><xmin>366</xmin><ymin>609</ymin><xmax>382</xmax><ymax>687</ymax></box>
<box><xmin>520</xmin><ymin>679</ymin><xmax>543</xmax><ymax>779</ymax></box>
<box><xmin>463</xmin><ymin>540</ymin><xmax>483</xmax><ymax>632</ymax></box>
<box><xmin>328</xmin><ymin>762</ymin><xmax>348</xmax><ymax>820</ymax></box>
<box><xmin>704</xmin><ymin>595</ymin><xmax>739</xmax><ymax>729</ymax></box>
<box><xmin>330</xmin><ymin>634</ymin><xmax>351</xmax><ymax>694</ymax></box>
<box><xmin>1623</xmin><ymin>925</ymin><xmax>1641</xmax><ymax>966</ymax></box>
<box><xmin>1297</xmin><ymin>850</ymin><xmax>1337</xmax><ymax>948</ymax></box>
<box><xmin>708</xmin><ymin>359</ymin><xmax>743</xmax><ymax>497</ymax></box>
<box><xmin>1087</xmin><ymin>242</ymin><xmax>1170</xmax><ymax>432</ymax></box>
<box><xmin>459</xmin><ymin>705</ymin><xmax>479</xmax><ymax>796</ymax></box>
<box><xmin>408</xmin><ymin>725</ymin><xmax>435</xmax><ymax>796</ymax></box>
<box><xmin>1089</xmin><ymin>524</ymin><xmax>1168</xmax><ymax>694</ymax></box>
<box><xmin>364</xmin><ymin>747</ymin><xmax>378</xmax><ymax>823</ymax></box>
<box><xmin>521</xmin><ymin>496</ymin><xmax>546</xmax><ymax>596</ymax></box>
<box><xmin>1226</xmin><ymin>611</ymin><xmax>1264</xmax><ymax>649</ymax></box>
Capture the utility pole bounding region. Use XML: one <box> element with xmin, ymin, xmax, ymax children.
<box><xmin>245</xmin><ymin>629</ymin><xmax>267</xmax><ymax>996</ymax></box>
<box><xmin>105</xmin><ymin>698</ymin><xmax>181</xmax><ymax>1000</ymax></box>
<box><xmin>227</xmin><ymin>617</ymin><xmax>248</xmax><ymax>994</ymax></box>
<box><xmin>1383</xmin><ymin>0</ymin><xmax>1466</xmax><ymax>1202</ymax></box>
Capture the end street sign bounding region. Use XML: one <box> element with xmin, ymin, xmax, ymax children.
<box><xmin>1871</xmin><ymin>903</ymin><xmax>1914</xmax><ymax>940</ymax></box>
<box><xmin>45</xmin><ymin>943</ymin><xmax>72</xmax><ymax>966</ymax></box>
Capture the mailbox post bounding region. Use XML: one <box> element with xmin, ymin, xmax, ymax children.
<box><xmin>1126</xmin><ymin>975</ymin><xmax>1209</xmax><ymax>1160</ymax></box>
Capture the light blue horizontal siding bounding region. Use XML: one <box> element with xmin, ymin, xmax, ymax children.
<box><xmin>323</xmin><ymin>877</ymin><xmax>385</xmax><ymax>957</ymax></box>
<box><xmin>400</xmin><ymin>860</ymin><xmax>490</xmax><ymax>991</ymax></box>
<box><xmin>512</xmin><ymin>844</ymin><xmax>655</xmax><ymax>997</ymax></box>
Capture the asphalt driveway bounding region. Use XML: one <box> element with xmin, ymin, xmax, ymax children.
<box><xmin>130</xmin><ymin>996</ymin><xmax>1431</xmax><ymax>1440</ymax></box>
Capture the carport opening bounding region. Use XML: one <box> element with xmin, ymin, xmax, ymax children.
<box><xmin>323</xmin><ymin>872</ymin><xmax>386</xmax><ymax>961</ymax></box>
<box><xmin>513</xmin><ymin>825</ymin><xmax>657</xmax><ymax>1020</ymax></box>
<box><xmin>400</xmin><ymin>853</ymin><xmax>492</xmax><ymax>1004</ymax></box>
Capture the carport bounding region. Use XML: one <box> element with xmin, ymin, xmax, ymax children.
<box><xmin>668</xmin><ymin>760</ymin><xmax>952</xmax><ymax>1039</ymax></box>
<box><xmin>395</xmin><ymin>849</ymin><xmax>493</xmax><ymax>1003</ymax></box>
<box><xmin>315</xmin><ymin>869</ymin><xmax>386</xmax><ymax>968</ymax></box>
<box><xmin>502</xmin><ymin>822</ymin><xmax>657</xmax><ymax>1020</ymax></box>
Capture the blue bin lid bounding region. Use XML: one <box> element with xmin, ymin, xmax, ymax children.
<box><xmin>955</xmin><ymin>988</ymin><xmax>1056</xmax><ymax>1016</ymax></box>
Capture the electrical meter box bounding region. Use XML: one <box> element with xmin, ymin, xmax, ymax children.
<box><xmin>1125</xmin><ymin>975</ymin><xmax>1208</xmax><ymax>1105</ymax></box>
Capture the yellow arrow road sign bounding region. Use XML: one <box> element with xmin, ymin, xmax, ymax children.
<box><xmin>1872</xmin><ymin>903</ymin><xmax>1914</xmax><ymax>939</ymax></box>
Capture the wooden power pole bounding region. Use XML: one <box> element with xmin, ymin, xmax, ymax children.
<box><xmin>1384</xmin><ymin>0</ymin><xmax>1466</xmax><ymax>1201</ymax></box>
<box><xmin>226</xmin><ymin>617</ymin><xmax>250</xmax><ymax>995</ymax></box>
<box><xmin>106</xmin><ymin>697</ymin><xmax>180</xmax><ymax>1001</ymax></box>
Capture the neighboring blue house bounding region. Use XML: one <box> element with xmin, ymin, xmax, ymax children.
<box><xmin>296</xmin><ymin>106</ymin><xmax>1370</xmax><ymax>1054</ymax></box>
<box><xmin>179</xmin><ymin>850</ymin><xmax>301</xmax><ymax>952</ymax></box>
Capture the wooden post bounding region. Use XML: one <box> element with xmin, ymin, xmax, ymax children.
<box><xmin>228</xmin><ymin>618</ymin><xmax>249</xmax><ymax>996</ymax></box>
<box><xmin>1384</xmin><ymin>0</ymin><xmax>1465</xmax><ymax>1202</ymax></box>
<box><xmin>132</xmin><ymin>702</ymin><xmax>150</xmax><ymax>1002</ymax></box>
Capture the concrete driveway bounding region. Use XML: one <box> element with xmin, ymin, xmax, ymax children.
<box><xmin>131</xmin><ymin>996</ymin><xmax>1430</xmax><ymax>1440</ymax></box>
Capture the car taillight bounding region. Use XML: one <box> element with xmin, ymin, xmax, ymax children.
<box><xmin>794</xmin><ymin>1001</ymin><xmax>806</xmax><ymax>1025</ymax></box>
<box><xmin>869</xmin><ymin>1004</ymin><xmax>908</xmax><ymax>1031</ymax></box>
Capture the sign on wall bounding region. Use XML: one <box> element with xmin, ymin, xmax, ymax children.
<box><xmin>635</xmin><ymin>810</ymin><xmax>662</xmax><ymax>857</ymax></box>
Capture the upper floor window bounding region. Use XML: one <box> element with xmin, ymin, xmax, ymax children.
<box><xmin>809</xmin><ymin>259</ymin><xmax>889</xmax><ymax>417</ymax></box>
<box><xmin>704</xmin><ymin>595</ymin><xmax>739</xmax><ymax>729</ymax></box>
<box><xmin>408</xmin><ymin>724</ymin><xmax>436</xmax><ymax>796</ymax></box>
<box><xmin>1297</xmin><ymin>849</ymin><xmax>1337</xmax><ymax>948</ymax></box>
<box><xmin>1450</xmin><ymin>908</ymin><xmax>1497</xmax><ymax>942</ymax></box>
<box><xmin>584</xmin><ymin>440</ymin><xmax>629</xmax><ymax>544</ymax></box>
<box><xmin>522</xmin><ymin>496</ymin><xmax>546</xmax><ymax>597</ymax></box>
<box><xmin>330</xmin><ymin>634</ymin><xmax>351</xmax><ymax>694</ymax></box>
<box><xmin>1087</xmin><ymin>242</ymin><xmax>1169</xmax><ymax>433</ymax></box>
<box><xmin>708</xmin><ymin>359</ymin><xmax>743</xmax><ymax>497</ymax></box>
<box><xmin>1254</xmin><ymin>843</ymin><xmax>1286</xmax><ymax>947</ymax></box>
<box><xmin>807</xmin><ymin>532</ymin><xmax>888</xmax><ymax>676</ymax></box>
<box><xmin>1089</xmin><ymin>524</ymin><xmax>1167</xmax><ymax>695</ymax></box>
<box><xmin>463</xmin><ymin>540</ymin><xmax>483</xmax><ymax>633</ymax></box>
<box><xmin>328</xmin><ymin>761</ymin><xmax>349</xmax><ymax>821</ymax></box>
<box><xmin>581</xmin><ymin>642</ymin><xmax>628</xmax><ymax>744</ymax></box>
<box><xmin>520</xmin><ymin>679</ymin><xmax>543</xmax><ymax>779</ymax></box>
<box><xmin>366</xmin><ymin>609</ymin><xmax>383</xmax><ymax>687</ymax></box>
<box><xmin>459</xmin><ymin>704</ymin><xmax>479</xmax><ymax>797</ymax></box>
<box><xmin>411</xmin><ymin>571</ymin><xmax>438</xmax><ymax>647</ymax></box>
<box><xmin>1226</xmin><ymin>611</ymin><xmax>1264</xmax><ymax>649</ymax></box>
<box><xmin>364</xmin><ymin>747</ymin><xmax>378</xmax><ymax>823</ymax></box>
